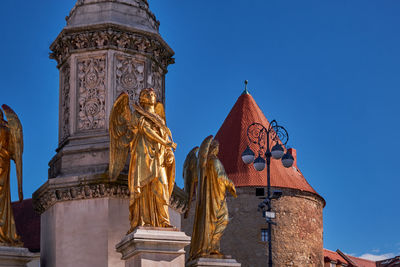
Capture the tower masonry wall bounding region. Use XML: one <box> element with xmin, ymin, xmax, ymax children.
<box><xmin>182</xmin><ymin>186</ymin><xmax>324</xmax><ymax>267</ymax></box>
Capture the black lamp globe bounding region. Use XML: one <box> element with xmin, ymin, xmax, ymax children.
<box><xmin>281</xmin><ymin>152</ymin><xmax>294</xmax><ymax>168</ymax></box>
<box><xmin>271</xmin><ymin>143</ymin><xmax>284</xmax><ymax>159</ymax></box>
<box><xmin>241</xmin><ymin>146</ymin><xmax>255</xmax><ymax>164</ymax></box>
<box><xmin>253</xmin><ymin>155</ymin><xmax>266</xmax><ymax>171</ymax></box>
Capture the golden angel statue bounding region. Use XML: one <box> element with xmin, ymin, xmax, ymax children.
<box><xmin>109</xmin><ymin>88</ymin><xmax>177</xmax><ymax>233</ymax></box>
<box><xmin>0</xmin><ymin>104</ymin><xmax>23</xmax><ymax>246</ymax></box>
<box><xmin>184</xmin><ymin>135</ymin><xmax>237</xmax><ymax>261</ymax></box>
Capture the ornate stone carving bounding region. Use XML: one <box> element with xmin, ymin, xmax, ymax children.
<box><xmin>33</xmin><ymin>182</ymin><xmax>130</xmax><ymax>214</ymax></box>
<box><xmin>148</xmin><ymin>61</ymin><xmax>163</xmax><ymax>100</ymax></box>
<box><xmin>50</xmin><ymin>26</ymin><xmax>174</xmax><ymax>70</ymax></box>
<box><xmin>115</xmin><ymin>54</ymin><xmax>145</xmax><ymax>103</ymax></box>
<box><xmin>60</xmin><ymin>63</ymin><xmax>70</xmax><ymax>142</ymax></box>
<box><xmin>33</xmin><ymin>179</ymin><xmax>187</xmax><ymax>215</ymax></box>
<box><xmin>77</xmin><ymin>56</ymin><xmax>107</xmax><ymax>131</ymax></box>
<box><xmin>170</xmin><ymin>185</ymin><xmax>188</xmax><ymax>213</ymax></box>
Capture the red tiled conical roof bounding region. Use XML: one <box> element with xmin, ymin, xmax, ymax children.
<box><xmin>215</xmin><ymin>91</ymin><xmax>319</xmax><ymax>195</ymax></box>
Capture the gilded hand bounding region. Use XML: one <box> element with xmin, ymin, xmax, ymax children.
<box><xmin>167</xmin><ymin>142</ymin><xmax>177</xmax><ymax>150</ymax></box>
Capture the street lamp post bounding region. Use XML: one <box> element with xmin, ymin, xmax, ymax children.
<box><xmin>241</xmin><ymin>119</ymin><xmax>294</xmax><ymax>267</ymax></box>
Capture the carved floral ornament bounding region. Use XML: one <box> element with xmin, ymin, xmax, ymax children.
<box><xmin>61</xmin><ymin>63</ymin><xmax>70</xmax><ymax>142</ymax></box>
<box><xmin>150</xmin><ymin>60</ymin><xmax>163</xmax><ymax>97</ymax></box>
<box><xmin>50</xmin><ymin>27</ymin><xmax>174</xmax><ymax>70</ymax></box>
<box><xmin>115</xmin><ymin>55</ymin><xmax>145</xmax><ymax>103</ymax></box>
<box><xmin>114</xmin><ymin>54</ymin><xmax>163</xmax><ymax>104</ymax></box>
<box><xmin>77</xmin><ymin>56</ymin><xmax>107</xmax><ymax>131</ymax></box>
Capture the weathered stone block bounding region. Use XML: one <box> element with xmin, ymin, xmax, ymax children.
<box><xmin>0</xmin><ymin>246</ymin><xmax>38</xmax><ymax>267</ymax></box>
<box><xmin>186</xmin><ymin>257</ymin><xmax>241</xmax><ymax>267</ymax></box>
<box><xmin>116</xmin><ymin>227</ymin><xmax>190</xmax><ymax>267</ymax></box>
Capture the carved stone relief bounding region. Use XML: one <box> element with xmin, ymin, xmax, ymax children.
<box><xmin>77</xmin><ymin>56</ymin><xmax>107</xmax><ymax>131</ymax></box>
<box><xmin>33</xmin><ymin>182</ymin><xmax>130</xmax><ymax>214</ymax></box>
<box><xmin>32</xmin><ymin>180</ymin><xmax>187</xmax><ymax>215</ymax></box>
<box><xmin>50</xmin><ymin>26</ymin><xmax>174</xmax><ymax>70</ymax></box>
<box><xmin>61</xmin><ymin>63</ymin><xmax>70</xmax><ymax>142</ymax></box>
<box><xmin>115</xmin><ymin>54</ymin><xmax>145</xmax><ymax>103</ymax></box>
<box><xmin>148</xmin><ymin>61</ymin><xmax>164</xmax><ymax>101</ymax></box>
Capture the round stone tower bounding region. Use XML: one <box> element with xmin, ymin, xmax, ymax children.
<box><xmin>215</xmin><ymin>90</ymin><xmax>325</xmax><ymax>266</ymax></box>
<box><xmin>182</xmin><ymin>89</ymin><xmax>325</xmax><ymax>267</ymax></box>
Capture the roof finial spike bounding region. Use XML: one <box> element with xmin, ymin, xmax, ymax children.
<box><xmin>242</xmin><ymin>80</ymin><xmax>250</xmax><ymax>95</ymax></box>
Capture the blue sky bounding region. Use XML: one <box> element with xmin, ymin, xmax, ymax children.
<box><xmin>0</xmin><ymin>0</ymin><xmax>399</xmax><ymax>261</ymax></box>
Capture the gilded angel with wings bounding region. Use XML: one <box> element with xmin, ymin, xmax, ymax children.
<box><xmin>109</xmin><ymin>88</ymin><xmax>177</xmax><ymax>233</ymax></box>
<box><xmin>184</xmin><ymin>135</ymin><xmax>237</xmax><ymax>261</ymax></box>
<box><xmin>0</xmin><ymin>105</ymin><xmax>23</xmax><ymax>246</ymax></box>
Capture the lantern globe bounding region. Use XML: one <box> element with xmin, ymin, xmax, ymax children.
<box><xmin>241</xmin><ymin>146</ymin><xmax>255</xmax><ymax>164</ymax></box>
<box><xmin>254</xmin><ymin>155</ymin><xmax>266</xmax><ymax>171</ymax></box>
<box><xmin>271</xmin><ymin>143</ymin><xmax>284</xmax><ymax>159</ymax></box>
<box><xmin>281</xmin><ymin>152</ymin><xmax>294</xmax><ymax>168</ymax></box>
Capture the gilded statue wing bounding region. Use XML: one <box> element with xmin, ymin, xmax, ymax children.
<box><xmin>109</xmin><ymin>93</ymin><xmax>132</xmax><ymax>181</ymax></box>
<box><xmin>198</xmin><ymin>135</ymin><xmax>213</xmax><ymax>170</ymax></box>
<box><xmin>2</xmin><ymin>104</ymin><xmax>23</xmax><ymax>201</ymax></box>
<box><xmin>155</xmin><ymin>102</ymin><xmax>166</xmax><ymax>124</ymax></box>
<box><xmin>183</xmin><ymin>146</ymin><xmax>199</xmax><ymax>218</ymax></box>
<box><xmin>197</xmin><ymin>135</ymin><xmax>214</xmax><ymax>204</ymax></box>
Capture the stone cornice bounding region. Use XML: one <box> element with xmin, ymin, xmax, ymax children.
<box><xmin>33</xmin><ymin>175</ymin><xmax>129</xmax><ymax>214</ymax></box>
<box><xmin>32</xmin><ymin>174</ymin><xmax>188</xmax><ymax>214</ymax></box>
<box><xmin>50</xmin><ymin>23</ymin><xmax>174</xmax><ymax>70</ymax></box>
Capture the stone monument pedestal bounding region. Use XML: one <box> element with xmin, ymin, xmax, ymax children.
<box><xmin>0</xmin><ymin>246</ymin><xmax>37</xmax><ymax>267</ymax></box>
<box><xmin>186</xmin><ymin>256</ymin><xmax>241</xmax><ymax>267</ymax></box>
<box><xmin>116</xmin><ymin>227</ymin><xmax>191</xmax><ymax>267</ymax></box>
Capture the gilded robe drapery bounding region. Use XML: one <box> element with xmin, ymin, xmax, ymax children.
<box><xmin>0</xmin><ymin>124</ymin><xmax>21</xmax><ymax>245</ymax></box>
<box><xmin>189</xmin><ymin>155</ymin><xmax>236</xmax><ymax>260</ymax></box>
<box><xmin>127</xmin><ymin>110</ymin><xmax>175</xmax><ymax>231</ymax></box>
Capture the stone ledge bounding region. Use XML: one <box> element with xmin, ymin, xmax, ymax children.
<box><xmin>0</xmin><ymin>246</ymin><xmax>38</xmax><ymax>267</ymax></box>
<box><xmin>116</xmin><ymin>227</ymin><xmax>191</xmax><ymax>261</ymax></box>
<box><xmin>33</xmin><ymin>174</ymin><xmax>188</xmax><ymax>214</ymax></box>
<box><xmin>186</xmin><ymin>257</ymin><xmax>241</xmax><ymax>267</ymax></box>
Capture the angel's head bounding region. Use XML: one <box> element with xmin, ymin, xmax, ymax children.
<box><xmin>139</xmin><ymin>88</ymin><xmax>157</xmax><ymax>107</ymax></box>
<box><xmin>209</xmin><ymin>139</ymin><xmax>219</xmax><ymax>157</ymax></box>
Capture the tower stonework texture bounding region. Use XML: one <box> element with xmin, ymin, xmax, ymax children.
<box><xmin>32</xmin><ymin>1</ymin><xmax>186</xmax><ymax>267</ymax></box>
<box><xmin>182</xmin><ymin>91</ymin><xmax>325</xmax><ymax>267</ymax></box>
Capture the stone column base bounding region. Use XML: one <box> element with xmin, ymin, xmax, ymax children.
<box><xmin>0</xmin><ymin>246</ymin><xmax>37</xmax><ymax>267</ymax></box>
<box><xmin>186</xmin><ymin>257</ymin><xmax>241</xmax><ymax>267</ymax></box>
<box><xmin>116</xmin><ymin>227</ymin><xmax>191</xmax><ymax>267</ymax></box>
